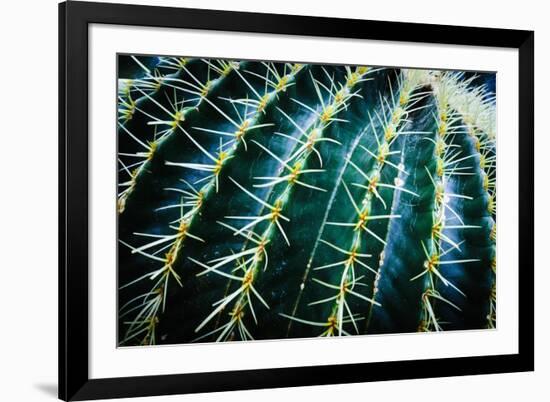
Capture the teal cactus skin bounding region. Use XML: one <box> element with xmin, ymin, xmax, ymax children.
<box><xmin>117</xmin><ymin>55</ymin><xmax>496</xmax><ymax>346</ymax></box>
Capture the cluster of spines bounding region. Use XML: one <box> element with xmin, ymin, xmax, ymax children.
<box><xmin>190</xmin><ymin>66</ymin><xmax>373</xmax><ymax>341</ymax></box>
<box><xmin>118</xmin><ymin>201</ymin><xmax>203</xmax><ymax>345</ymax></box>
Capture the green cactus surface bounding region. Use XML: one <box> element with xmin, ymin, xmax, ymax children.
<box><xmin>117</xmin><ymin>55</ymin><xmax>496</xmax><ymax>346</ymax></box>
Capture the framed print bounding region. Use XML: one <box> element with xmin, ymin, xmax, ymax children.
<box><xmin>59</xmin><ymin>1</ymin><xmax>534</xmax><ymax>400</ymax></box>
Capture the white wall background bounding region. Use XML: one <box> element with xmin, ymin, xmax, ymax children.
<box><xmin>0</xmin><ymin>0</ymin><xmax>545</xmax><ymax>401</ymax></box>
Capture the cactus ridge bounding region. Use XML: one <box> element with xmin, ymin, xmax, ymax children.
<box><xmin>283</xmin><ymin>70</ymin><xmax>431</xmax><ymax>337</ymax></box>
<box><xmin>117</xmin><ymin>55</ymin><xmax>496</xmax><ymax>346</ymax></box>
<box><xmin>440</xmin><ymin>73</ymin><xmax>497</xmax><ymax>329</ymax></box>
<box><xmin>189</xmin><ymin>66</ymin><xmax>374</xmax><ymax>341</ymax></box>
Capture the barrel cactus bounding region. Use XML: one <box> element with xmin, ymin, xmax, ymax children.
<box><xmin>117</xmin><ymin>55</ymin><xmax>496</xmax><ymax>346</ymax></box>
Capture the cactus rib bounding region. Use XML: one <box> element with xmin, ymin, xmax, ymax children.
<box><xmin>442</xmin><ymin>73</ymin><xmax>496</xmax><ymax>328</ymax></box>
<box><xmin>191</xmin><ymin>67</ymin><xmax>374</xmax><ymax>341</ymax></box>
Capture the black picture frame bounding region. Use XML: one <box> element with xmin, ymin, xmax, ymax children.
<box><xmin>59</xmin><ymin>1</ymin><xmax>534</xmax><ymax>400</ymax></box>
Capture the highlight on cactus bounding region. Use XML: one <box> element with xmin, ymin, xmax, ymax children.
<box><xmin>117</xmin><ymin>54</ymin><xmax>496</xmax><ymax>346</ymax></box>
